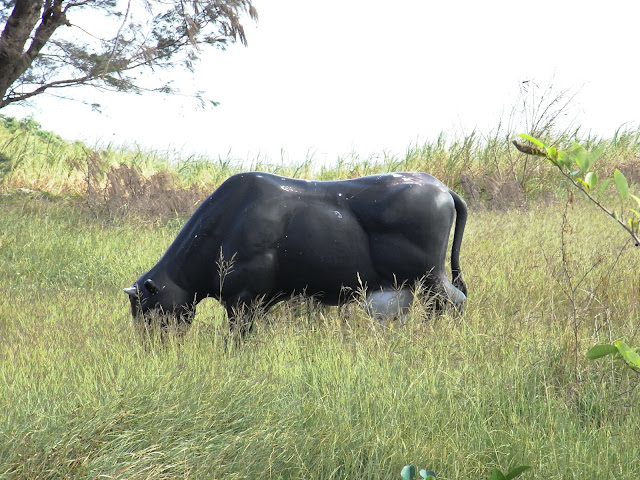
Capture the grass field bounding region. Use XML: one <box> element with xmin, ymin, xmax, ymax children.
<box><xmin>1</xmin><ymin>117</ymin><xmax>639</xmax><ymax>479</ymax></box>
<box><xmin>1</xmin><ymin>189</ymin><xmax>639</xmax><ymax>479</ymax></box>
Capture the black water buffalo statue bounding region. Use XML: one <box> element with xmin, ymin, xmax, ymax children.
<box><xmin>124</xmin><ymin>172</ymin><xmax>467</xmax><ymax>334</ymax></box>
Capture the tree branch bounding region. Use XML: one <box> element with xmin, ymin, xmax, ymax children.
<box><xmin>513</xmin><ymin>140</ymin><xmax>640</xmax><ymax>246</ymax></box>
<box><xmin>2</xmin><ymin>74</ymin><xmax>92</xmax><ymax>106</ymax></box>
<box><xmin>557</xmin><ymin>168</ymin><xmax>640</xmax><ymax>245</ymax></box>
<box><xmin>102</xmin><ymin>0</ymin><xmax>131</xmax><ymax>78</ymax></box>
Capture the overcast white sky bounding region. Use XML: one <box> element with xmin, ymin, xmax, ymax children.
<box><xmin>5</xmin><ymin>0</ymin><xmax>640</xmax><ymax>165</ymax></box>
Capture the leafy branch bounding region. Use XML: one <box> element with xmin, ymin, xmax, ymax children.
<box><xmin>512</xmin><ymin>134</ymin><xmax>640</xmax><ymax>246</ymax></box>
<box><xmin>587</xmin><ymin>341</ymin><xmax>640</xmax><ymax>375</ymax></box>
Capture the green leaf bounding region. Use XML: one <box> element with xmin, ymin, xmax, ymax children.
<box><xmin>491</xmin><ymin>468</ymin><xmax>507</xmax><ymax>480</ymax></box>
<box><xmin>614</xmin><ymin>169</ymin><xmax>629</xmax><ymax>200</ymax></box>
<box><xmin>629</xmin><ymin>211</ymin><xmax>640</xmax><ymax>235</ymax></box>
<box><xmin>596</xmin><ymin>178</ymin><xmax>614</xmax><ymax>195</ymax></box>
<box><xmin>587</xmin><ymin>344</ymin><xmax>619</xmax><ymax>359</ymax></box>
<box><xmin>577</xmin><ymin>178</ymin><xmax>589</xmax><ymax>190</ymax></box>
<box><xmin>585</xmin><ymin>171</ymin><xmax>598</xmax><ymax>190</ymax></box>
<box><xmin>401</xmin><ymin>465</ymin><xmax>417</xmax><ymax>480</ymax></box>
<box><xmin>546</xmin><ymin>148</ymin><xmax>559</xmax><ymax>166</ymax></box>
<box><xmin>630</xmin><ymin>193</ymin><xmax>640</xmax><ymax>208</ymax></box>
<box><xmin>582</xmin><ymin>145</ymin><xmax>604</xmax><ymax>173</ymax></box>
<box><xmin>616</xmin><ymin>341</ymin><xmax>640</xmax><ymax>369</ymax></box>
<box><xmin>570</xmin><ymin>143</ymin><xmax>587</xmax><ymax>172</ymax></box>
<box><xmin>557</xmin><ymin>150</ymin><xmax>572</xmax><ymax>169</ymax></box>
<box><xmin>420</xmin><ymin>469</ymin><xmax>436</xmax><ymax>480</ymax></box>
<box><xmin>518</xmin><ymin>133</ymin><xmax>548</xmax><ymax>150</ymax></box>
<box><xmin>504</xmin><ymin>465</ymin><xmax>531</xmax><ymax>480</ymax></box>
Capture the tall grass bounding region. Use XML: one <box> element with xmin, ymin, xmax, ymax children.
<box><xmin>2</xmin><ymin>115</ymin><xmax>639</xmax><ymax>206</ymax></box>
<box><xmin>1</xmin><ymin>190</ymin><xmax>639</xmax><ymax>479</ymax></box>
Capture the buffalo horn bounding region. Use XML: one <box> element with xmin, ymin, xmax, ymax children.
<box><xmin>123</xmin><ymin>286</ymin><xmax>137</xmax><ymax>296</ymax></box>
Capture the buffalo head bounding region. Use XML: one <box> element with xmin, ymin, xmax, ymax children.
<box><xmin>124</xmin><ymin>277</ymin><xmax>194</xmax><ymax>335</ymax></box>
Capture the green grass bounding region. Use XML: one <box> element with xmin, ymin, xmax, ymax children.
<box><xmin>1</xmin><ymin>189</ymin><xmax>639</xmax><ymax>479</ymax></box>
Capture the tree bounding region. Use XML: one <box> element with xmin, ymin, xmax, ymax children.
<box><xmin>0</xmin><ymin>0</ymin><xmax>258</xmax><ymax>109</ymax></box>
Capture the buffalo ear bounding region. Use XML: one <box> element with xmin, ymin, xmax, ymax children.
<box><xmin>144</xmin><ymin>278</ymin><xmax>160</xmax><ymax>294</ymax></box>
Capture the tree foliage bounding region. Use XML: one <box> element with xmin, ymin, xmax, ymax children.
<box><xmin>0</xmin><ymin>0</ymin><xmax>258</xmax><ymax>109</ymax></box>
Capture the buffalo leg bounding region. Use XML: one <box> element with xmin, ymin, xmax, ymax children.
<box><xmin>441</xmin><ymin>280</ymin><xmax>466</xmax><ymax>311</ymax></box>
<box><xmin>364</xmin><ymin>288</ymin><xmax>413</xmax><ymax>326</ymax></box>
